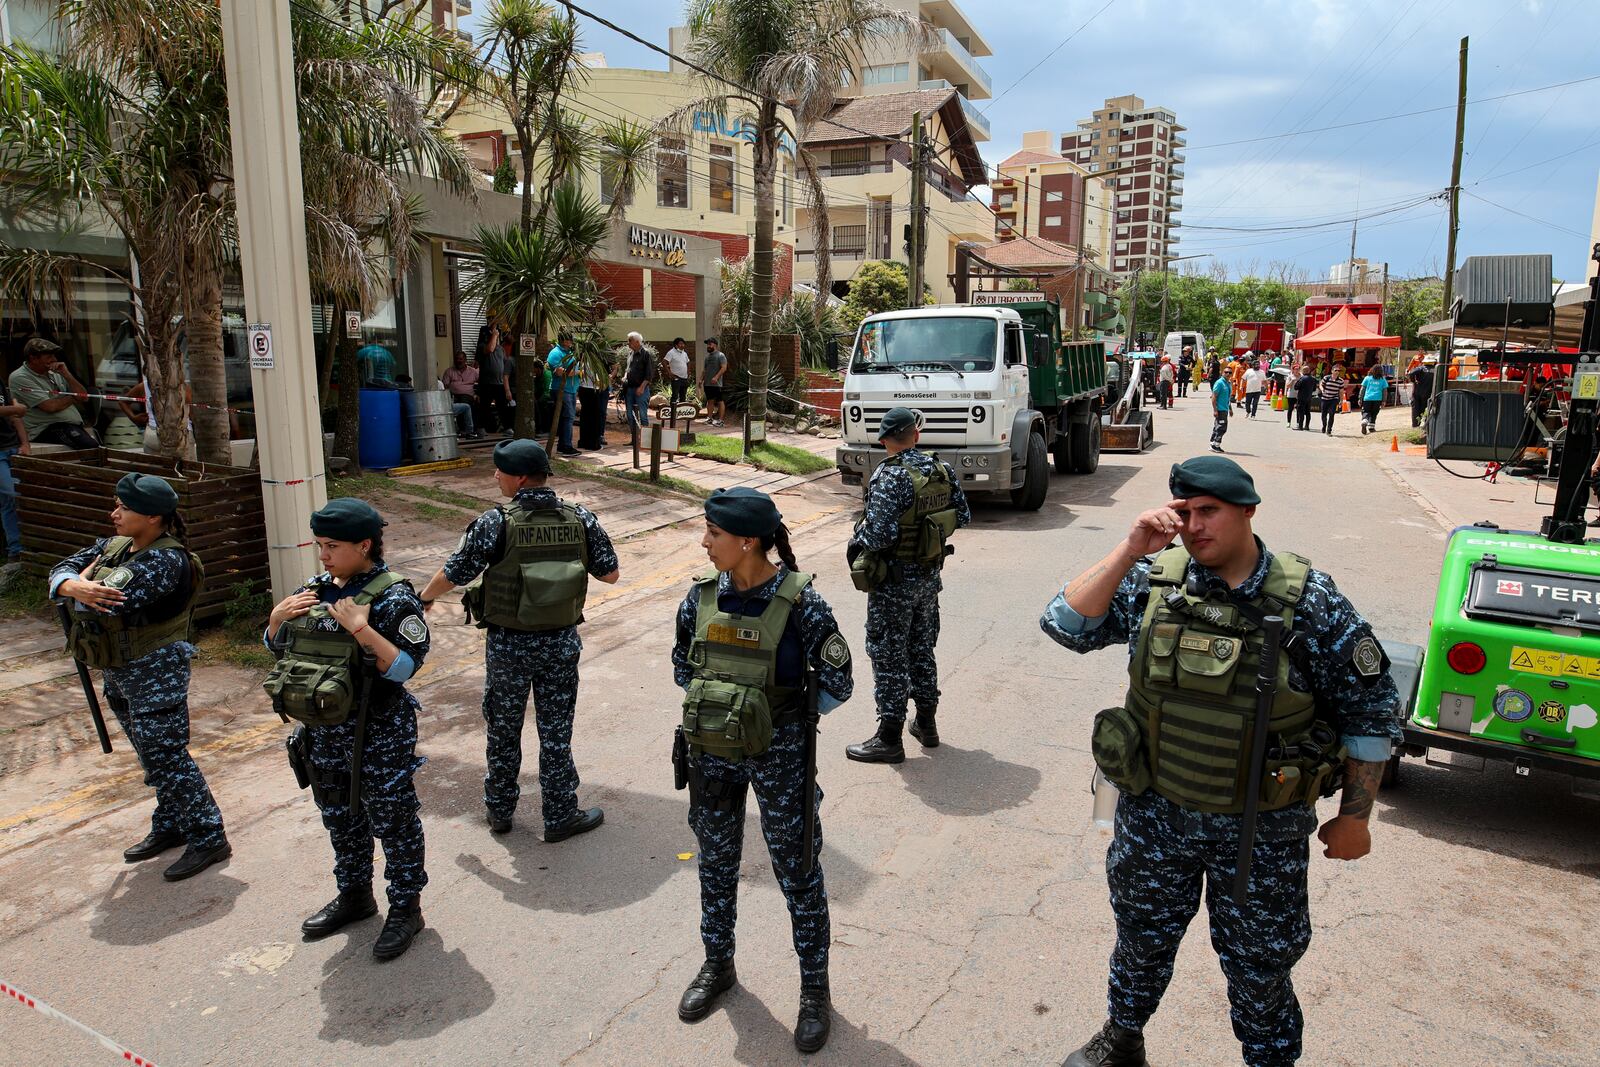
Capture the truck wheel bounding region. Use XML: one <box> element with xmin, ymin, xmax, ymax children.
<box><xmin>1070</xmin><ymin>415</ymin><xmax>1101</xmax><ymax>474</ymax></box>
<box><xmin>1011</xmin><ymin>431</ymin><xmax>1048</xmax><ymax>511</ymax></box>
<box><xmin>1052</xmin><ymin>434</ymin><xmax>1072</xmax><ymax>475</ymax></box>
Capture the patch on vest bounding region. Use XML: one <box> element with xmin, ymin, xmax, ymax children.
<box><xmin>707</xmin><ymin>623</ymin><xmax>761</xmax><ymax>648</ymax></box>
<box><xmin>1212</xmin><ymin>637</ymin><xmax>1236</xmax><ymax>660</ymax></box>
<box><xmin>1350</xmin><ymin>635</ymin><xmax>1384</xmax><ymax>678</ymax></box>
<box><xmin>102</xmin><ymin>567</ymin><xmax>135</xmax><ymax>590</ymax></box>
<box><xmin>398</xmin><ymin>614</ymin><xmax>429</xmax><ymax>645</ymax></box>
<box><xmin>820</xmin><ymin>631</ymin><xmax>850</xmax><ymax>669</ymax></box>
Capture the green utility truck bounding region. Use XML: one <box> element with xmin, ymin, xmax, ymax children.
<box><xmin>1383</xmin><ymin>258</ymin><xmax>1600</xmax><ymax>784</ymax></box>
<box><xmin>837</xmin><ymin>300</ymin><xmax>1108</xmax><ymax>510</ymax></box>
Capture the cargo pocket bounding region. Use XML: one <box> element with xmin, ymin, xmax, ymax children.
<box><xmin>683</xmin><ymin>679</ymin><xmax>774</xmax><ymax>759</ymax></box>
<box><xmin>263</xmin><ymin>660</ymin><xmax>355</xmax><ymax>727</ymax></box>
<box><xmin>1144</xmin><ymin>624</ymin><xmax>1180</xmax><ymax>686</ymax></box>
<box><xmin>1174</xmin><ymin>630</ymin><xmax>1242</xmax><ymax>696</ymax></box>
<box><xmin>1091</xmin><ymin>706</ymin><xmax>1152</xmax><ymax>796</ymax></box>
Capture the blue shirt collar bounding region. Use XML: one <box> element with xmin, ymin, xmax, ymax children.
<box><xmin>1183</xmin><ymin>537</ymin><xmax>1271</xmax><ymax>599</ymax></box>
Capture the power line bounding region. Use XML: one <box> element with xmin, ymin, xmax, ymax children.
<box><xmin>1463</xmin><ymin>190</ymin><xmax>1591</xmax><ymax>240</ymax></box>
<box><xmin>1184</xmin><ymin>71</ymin><xmax>1600</xmax><ymax>151</ymax></box>
<box><xmin>976</xmin><ymin>0</ymin><xmax>1118</xmax><ymax>114</ymax></box>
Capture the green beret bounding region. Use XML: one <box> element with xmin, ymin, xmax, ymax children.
<box><xmin>114</xmin><ymin>472</ymin><xmax>179</xmax><ymax>516</ymax></box>
<box><xmin>704</xmin><ymin>487</ymin><xmax>782</xmax><ymax>537</ymax></box>
<box><xmin>309</xmin><ymin>497</ymin><xmax>386</xmax><ymax>542</ymax></box>
<box><xmin>877</xmin><ymin>406</ymin><xmax>922</xmax><ymax>440</ymax></box>
<box><xmin>1169</xmin><ymin>456</ymin><xmax>1261</xmax><ymax>506</ymax></box>
<box><xmin>494</xmin><ymin>438</ymin><xmax>551</xmax><ymax>477</ymax></box>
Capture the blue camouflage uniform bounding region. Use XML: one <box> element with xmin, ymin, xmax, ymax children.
<box><xmin>51</xmin><ymin>539</ymin><xmax>226</xmax><ymax>850</ymax></box>
<box><xmin>851</xmin><ymin>448</ymin><xmax>971</xmax><ymax>723</ymax></box>
<box><xmin>671</xmin><ymin>567</ymin><xmax>854</xmax><ymax>986</ymax></box>
<box><xmin>443</xmin><ymin>487</ymin><xmax>618</xmax><ymax>832</ymax></box>
<box><xmin>268</xmin><ymin>566</ymin><xmax>431</xmax><ymax>910</ymax></box>
<box><xmin>1041</xmin><ymin>539</ymin><xmax>1401</xmax><ymax>1067</ymax></box>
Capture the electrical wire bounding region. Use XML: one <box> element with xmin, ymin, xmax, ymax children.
<box><xmin>1463</xmin><ymin>191</ymin><xmax>1591</xmax><ymax>240</ymax></box>
<box><xmin>975</xmin><ymin>0</ymin><xmax>1118</xmax><ymax>114</ymax></box>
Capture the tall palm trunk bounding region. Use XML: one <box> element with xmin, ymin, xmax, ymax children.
<box><xmin>146</xmin><ymin>310</ymin><xmax>188</xmax><ymax>459</ymax></box>
<box><xmin>514</xmin><ymin>318</ymin><xmax>537</xmax><ymax>438</ymax></box>
<box><xmin>745</xmin><ymin>99</ymin><xmax>780</xmax><ymax>434</ymax></box>
<box><xmin>182</xmin><ymin>240</ymin><xmax>230</xmax><ymax>464</ymax></box>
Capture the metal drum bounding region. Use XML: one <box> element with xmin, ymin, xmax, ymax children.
<box><xmin>406</xmin><ymin>389</ymin><xmax>460</xmax><ymax>463</ymax></box>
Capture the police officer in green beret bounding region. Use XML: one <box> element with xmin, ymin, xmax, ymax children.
<box><xmin>845</xmin><ymin>406</ymin><xmax>969</xmax><ymax>763</ymax></box>
<box><xmin>1041</xmin><ymin>456</ymin><xmax>1401</xmax><ymax>1067</ymax></box>
<box><xmin>671</xmin><ymin>487</ymin><xmax>854</xmax><ymax>1053</ymax></box>
<box><xmin>51</xmin><ymin>472</ymin><xmax>229</xmax><ymax>880</ymax></box>
<box><xmin>419</xmin><ymin>439</ymin><xmax>619</xmax><ymax>840</ymax></box>
<box><xmin>264</xmin><ymin>497</ymin><xmax>432</xmax><ymax>960</ymax></box>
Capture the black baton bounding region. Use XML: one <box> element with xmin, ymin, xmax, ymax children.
<box><xmin>801</xmin><ymin>667</ymin><xmax>820</xmax><ymax>877</ymax></box>
<box><xmin>1234</xmin><ymin>614</ymin><xmax>1284</xmax><ymax>906</ymax></box>
<box><xmin>58</xmin><ymin>604</ymin><xmax>113</xmax><ymax>753</ymax></box>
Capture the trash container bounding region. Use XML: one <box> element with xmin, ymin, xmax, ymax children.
<box><xmin>358</xmin><ymin>388</ymin><xmax>403</xmax><ymax>469</ymax></box>
<box><xmin>406</xmin><ymin>389</ymin><xmax>460</xmax><ymax>464</ymax></box>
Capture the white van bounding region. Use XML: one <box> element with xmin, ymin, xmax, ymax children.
<box><xmin>1162</xmin><ymin>331</ymin><xmax>1205</xmax><ymax>363</ymax></box>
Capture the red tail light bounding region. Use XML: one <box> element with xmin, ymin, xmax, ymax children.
<box><xmin>1446</xmin><ymin>641</ymin><xmax>1486</xmax><ymax>674</ymax></box>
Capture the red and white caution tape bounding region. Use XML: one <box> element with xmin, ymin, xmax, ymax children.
<box><xmin>1</xmin><ymin>978</ymin><xmax>160</xmax><ymax>1066</ymax></box>
<box><xmin>259</xmin><ymin>472</ymin><xmax>327</xmax><ymax>487</ymax></box>
<box><xmin>271</xmin><ymin>540</ymin><xmax>317</xmax><ymax>550</ymax></box>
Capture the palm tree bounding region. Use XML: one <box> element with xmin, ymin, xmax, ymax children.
<box><xmin>594</xmin><ymin>117</ymin><xmax>655</xmax><ymax>223</ymax></box>
<box><xmin>679</xmin><ymin>0</ymin><xmax>932</xmax><ymax>445</ymax></box>
<box><xmin>0</xmin><ymin>1</ymin><xmax>473</xmax><ymax>466</ymax></box>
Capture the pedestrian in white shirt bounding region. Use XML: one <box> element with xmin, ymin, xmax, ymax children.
<box><xmin>667</xmin><ymin>338</ymin><xmax>691</xmax><ymax>409</ymax></box>
<box><xmin>1242</xmin><ymin>365</ymin><xmax>1266</xmax><ymax>419</ymax></box>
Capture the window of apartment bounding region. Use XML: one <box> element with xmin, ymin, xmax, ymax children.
<box><xmin>1045</xmin><ymin>190</ymin><xmax>1063</xmax><ymax>202</ymax></box>
<box><xmin>709</xmin><ymin>142</ymin><xmax>735</xmax><ymax>213</ymax></box>
<box><xmin>598</xmin><ymin>151</ymin><xmax>632</xmax><ymax>208</ymax></box>
<box><xmin>832</xmin><ymin>223</ymin><xmax>867</xmax><ymax>254</ymax></box>
<box><xmin>829</xmin><ymin>145</ymin><xmax>869</xmax><ymax>175</ymax></box>
<box><xmin>1044</xmin><ymin>215</ymin><xmax>1063</xmax><ymax>227</ymax></box>
<box><xmin>1</xmin><ymin>0</ymin><xmax>57</xmax><ymax>48</ymax></box>
<box><xmin>657</xmin><ymin>137</ymin><xmax>688</xmax><ymax>208</ymax></box>
<box><xmin>1089</xmin><ymin>163</ymin><xmax>1100</xmax><ymax>172</ymax></box>
<box><xmin>861</xmin><ymin>62</ymin><xmax>910</xmax><ymax>86</ymax></box>
<box><xmin>997</xmin><ymin>193</ymin><xmax>1016</xmax><ymax>207</ymax></box>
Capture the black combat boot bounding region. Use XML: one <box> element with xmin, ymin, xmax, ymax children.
<box><xmin>794</xmin><ymin>985</ymin><xmax>831</xmax><ymax>1053</ymax></box>
<box><xmin>678</xmin><ymin>959</ymin><xmax>737</xmax><ymax>1022</ymax></box>
<box><xmin>372</xmin><ymin>903</ymin><xmax>424</xmax><ymax>961</ymax></box>
<box><xmin>908</xmin><ymin>702</ymin><xmax>940</xmax><ymax>748</ymax></box>
<box><xmin>545</xmin><ymin>806</ymin><xmax>604</xmax><ymax>843</ymax></box>
<box><xmin>1062</xmin><ymin>1020</ymin><xmax>1147</xmax><ymax>1067</ymax></box>
<box><xmin>162</xmin><ymin>837</ymin><xmax>232</xmax><ymax>882</ymax></box>
<box><xmin>124</xmin><ymin>829</ymin><xmax>184</xmax><ymax>863</ymax></box>
<box><xmin>845</xmin><ymin>718</ymin><xmax>905</xmax><ymax>764</ymax></box>
<box><xmin>487</xmin><ymin>811</ymin><xmax>513</xmax><ymax>835</ymax></box>
<box><xmin>301</xmin><ymin>887</ymin><xmax>379</xmax><ymax>940</ymax></box>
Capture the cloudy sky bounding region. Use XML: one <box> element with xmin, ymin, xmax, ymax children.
<box><xmin>469</xmin><ymin>0</ymin><xmax>1600</xmax><ymax>282</ymax></box>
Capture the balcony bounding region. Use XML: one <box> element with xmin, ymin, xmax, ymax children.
<box><xmin>957</xmin><ymin>93</ymin><xmax>991</xmax><ymax>141</ymax></box>
<box><xmin>815</xmin><ymin>160</ymin><xmax>895</xmax><ymax>177</ymax></box>
<box><xmin>922</xmin><ymin>28</ymin><xmax>993</xmax><ymax>99</ymax></box>
<box><xmin>1171</xmin><ymin>134</ymin><xmax>1185</xmax><ymax>148</ymax></box>
<box><xmin>919</xmin><ymin>0</ymin><xmax>994</xmax><ymax>56</ymax></box>
<box><xmin>454</xmin><ymin>0</ymin><xmax>472</xmax><ymax>14</ymax></box>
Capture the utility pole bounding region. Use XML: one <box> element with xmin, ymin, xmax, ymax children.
<box><xmin>221</xmin><ymin>0</ymin><xmax>327</xmax><ymax>599</ymax></box>
<box><xmin>1443</xmin><ymin>35</ymin><xmax>1469</xmax><ymax>312</ymax></box>
<box><xmin>907</xmin><ymin>111</ymin><xmax>927</xmax><ymax>310</ymax></box>
<box><xmin>1125</xmin><ymin>265</ymin><xmax>1143</xmax><ymax>350</ymax></box>
<box><xmin>1157</xmin><ymin>266</ymin><xmax>1171</xmax><ymax>340</ymax></box>
<box><xmin>1346</xmin><ymin>216</ymin><xmax>1359</xmax><ymax>302</ymax></box>
<box><xmin>1073</xmin><ymin>171</ymin><xmax>1090</xmax><ymax>340</ymax></box>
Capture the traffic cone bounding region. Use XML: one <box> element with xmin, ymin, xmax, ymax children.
<box><xmin>1390</xmin><ymin>434</ymin><xmax>1399</xmax><ymax>452</ymax></box>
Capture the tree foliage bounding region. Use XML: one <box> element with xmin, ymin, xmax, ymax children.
<box><xmin>1118</xmin><ymin>271</ymin><xmax>1309</xmax><ymax>348</ymax></box>
<box><xmin>840</xmin><ymin>260</ymin><xmax>932</xmax><ymax>333</ymax></box>
<box><xmin>1383</xmin><ymin>279</ymin><xmax>1445</xmax><ymax>349</ymax></box>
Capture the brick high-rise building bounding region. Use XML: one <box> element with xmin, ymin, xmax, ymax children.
<box><xmin>1058</xmin><ymin>94</ymin><xmax>1184</xmax><ymax>279</ymax></box>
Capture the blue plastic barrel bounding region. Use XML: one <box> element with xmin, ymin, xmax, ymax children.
<box><xmin>358</xmin><ymin>388</ymin><xmax>403</xmax><ymax>469</ymax></box>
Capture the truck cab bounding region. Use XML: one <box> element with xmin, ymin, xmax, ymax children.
<box><xmin>836</xmin><ymin>302</ymin><xmax>1105</xmax><ymax>510</ymax></box>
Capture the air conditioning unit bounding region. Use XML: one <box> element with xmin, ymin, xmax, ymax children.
<box><xmin>1451</xmin><ymin>254</ymin><xmax>1553</xmax><ymax>329</ymax></box>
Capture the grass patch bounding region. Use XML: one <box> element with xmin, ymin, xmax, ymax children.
<box><xmin>0</xmin><ymin>569</ymin><xmax>51</xmax><ymax>621</ymax></box>
<box><xmin>194</xmin><ymin>626</ymin><xmax>276</xmax><ymax>672</ymax></box>
<box><xmin>550</xmin><ymin>459</ymin><xmax>709</xmax><ymax>502</ymax></box>
<box><xmin>679</xmin><ymin>437</ymin><xmax>834</xmax><ymax>476</ymax></box>
<box><xmin>1402</xmin><ymin>428</ymin><xmax>1426</xmax><ymax>445</ymax></box>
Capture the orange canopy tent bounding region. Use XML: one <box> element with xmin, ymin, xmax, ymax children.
<box><xmin>1293</xmin><ymin>306</ymin><xmax>1400</xmax><ymax>349</ymax></box>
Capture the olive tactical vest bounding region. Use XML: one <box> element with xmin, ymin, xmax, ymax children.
<box><xmin>681</xmin><ymin>570</ymin><xmax>811</xmax><ymax>761</ymax></box>
<box><xmin>67</xmin><ymin>534</ymin><xmax>203</xmax><ymax>670</ymax></box>
<box><xmin>890</xmin><ymin>457</ymin><xmax>959</xmax><ymax>565</ymax></box>
<box><xmin>464</xmin><ymin>501</ymin><xmax>589</xmax><ymax>631</ymax></box>
<box><xmin>261</xmin><ymin>571</ymin><xmax>405</xmax><ymax>727</ymax></box>
<box><xmin>1120</xmin><ymin>547</ymin><xmax>1336</xmax><ymax>814</ymax></box>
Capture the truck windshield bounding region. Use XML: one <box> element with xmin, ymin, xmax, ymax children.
<box><xmin>851</xmin><ymin>317</ymin><xmax>998</xmax><ymax>373</ymax></box>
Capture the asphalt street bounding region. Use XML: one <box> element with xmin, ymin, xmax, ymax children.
<box><xmin>2</xmin><ymin>397</ymin><xmax>1597</xmax><ymax>1066</ymax></box>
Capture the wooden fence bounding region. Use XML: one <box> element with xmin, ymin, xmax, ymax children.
<box><xmin>12</xmin><ymin>449</ymin><xmax>269</xmax><ymax>625</ymax></box>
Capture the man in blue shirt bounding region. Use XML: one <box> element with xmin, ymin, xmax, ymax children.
<box><xmin>1209</xmin><ymin>368</ymin><xmax>1231</xmax><ymax>453</ymax></box>
<box><xmin>547</xmin><ymin>333</ymin><xmax>581</xmax><ymax>456</ymax></box>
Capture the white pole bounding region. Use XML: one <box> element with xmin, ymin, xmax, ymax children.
<box><xmin>221</xmin><ymin>0</ymin><xmax>327</xmax><ymax>600</ymax></box>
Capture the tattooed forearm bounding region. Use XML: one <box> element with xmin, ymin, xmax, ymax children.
<box><xmin>1063</xmin><ymin>545</ymin><xmax>1139</xmax><ymax>619</ymax></box>
<box><xmin>1338</xmin><ymin>758</ymin><xmax>1384</xmax><ymax>819</ymax></box>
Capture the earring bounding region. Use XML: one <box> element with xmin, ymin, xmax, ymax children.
<box><xmin>742</xmin><ymin>542</ymin><xmax>751</xmax><ymax>552</ymax></box>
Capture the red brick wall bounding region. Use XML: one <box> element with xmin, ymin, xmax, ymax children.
<box><xmin>676</xmin><ymin>229</ymin><xmax>793</xmax><ymax>298</ymax></box>
<box><xmin>651</xmin><ymin>269</ymin><xmax>697</xmax><ymax>313</ymax></box>
<box><xmin>590</xmin><ymin>262</ymin><xmax>644</xmax><ymax>310</ymax></box>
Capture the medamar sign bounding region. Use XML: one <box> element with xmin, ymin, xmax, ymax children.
<box><xmin>628</xmin><ymin>225</ymin><xmax>688</xmax><ymax>269</ymax></box>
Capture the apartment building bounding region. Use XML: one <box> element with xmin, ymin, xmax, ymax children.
<box><xmin>446</xmin><ymin>58</ymin><xmax>798</xmax><ymax>358</ymax></box>
<box><xmin>1058</xmin><ymin>94</ymin><xmax>1185</xmax><ymax>279</ymax></box>
<box><xmin>794</xmin><ymin>87</ymin><xmax>993</xmax><ymax>307</ymax></box>
<box><xmin>990</xmin><ymin>132</ymin><xmax>1114</xmax><ymax>261</ymax></box>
